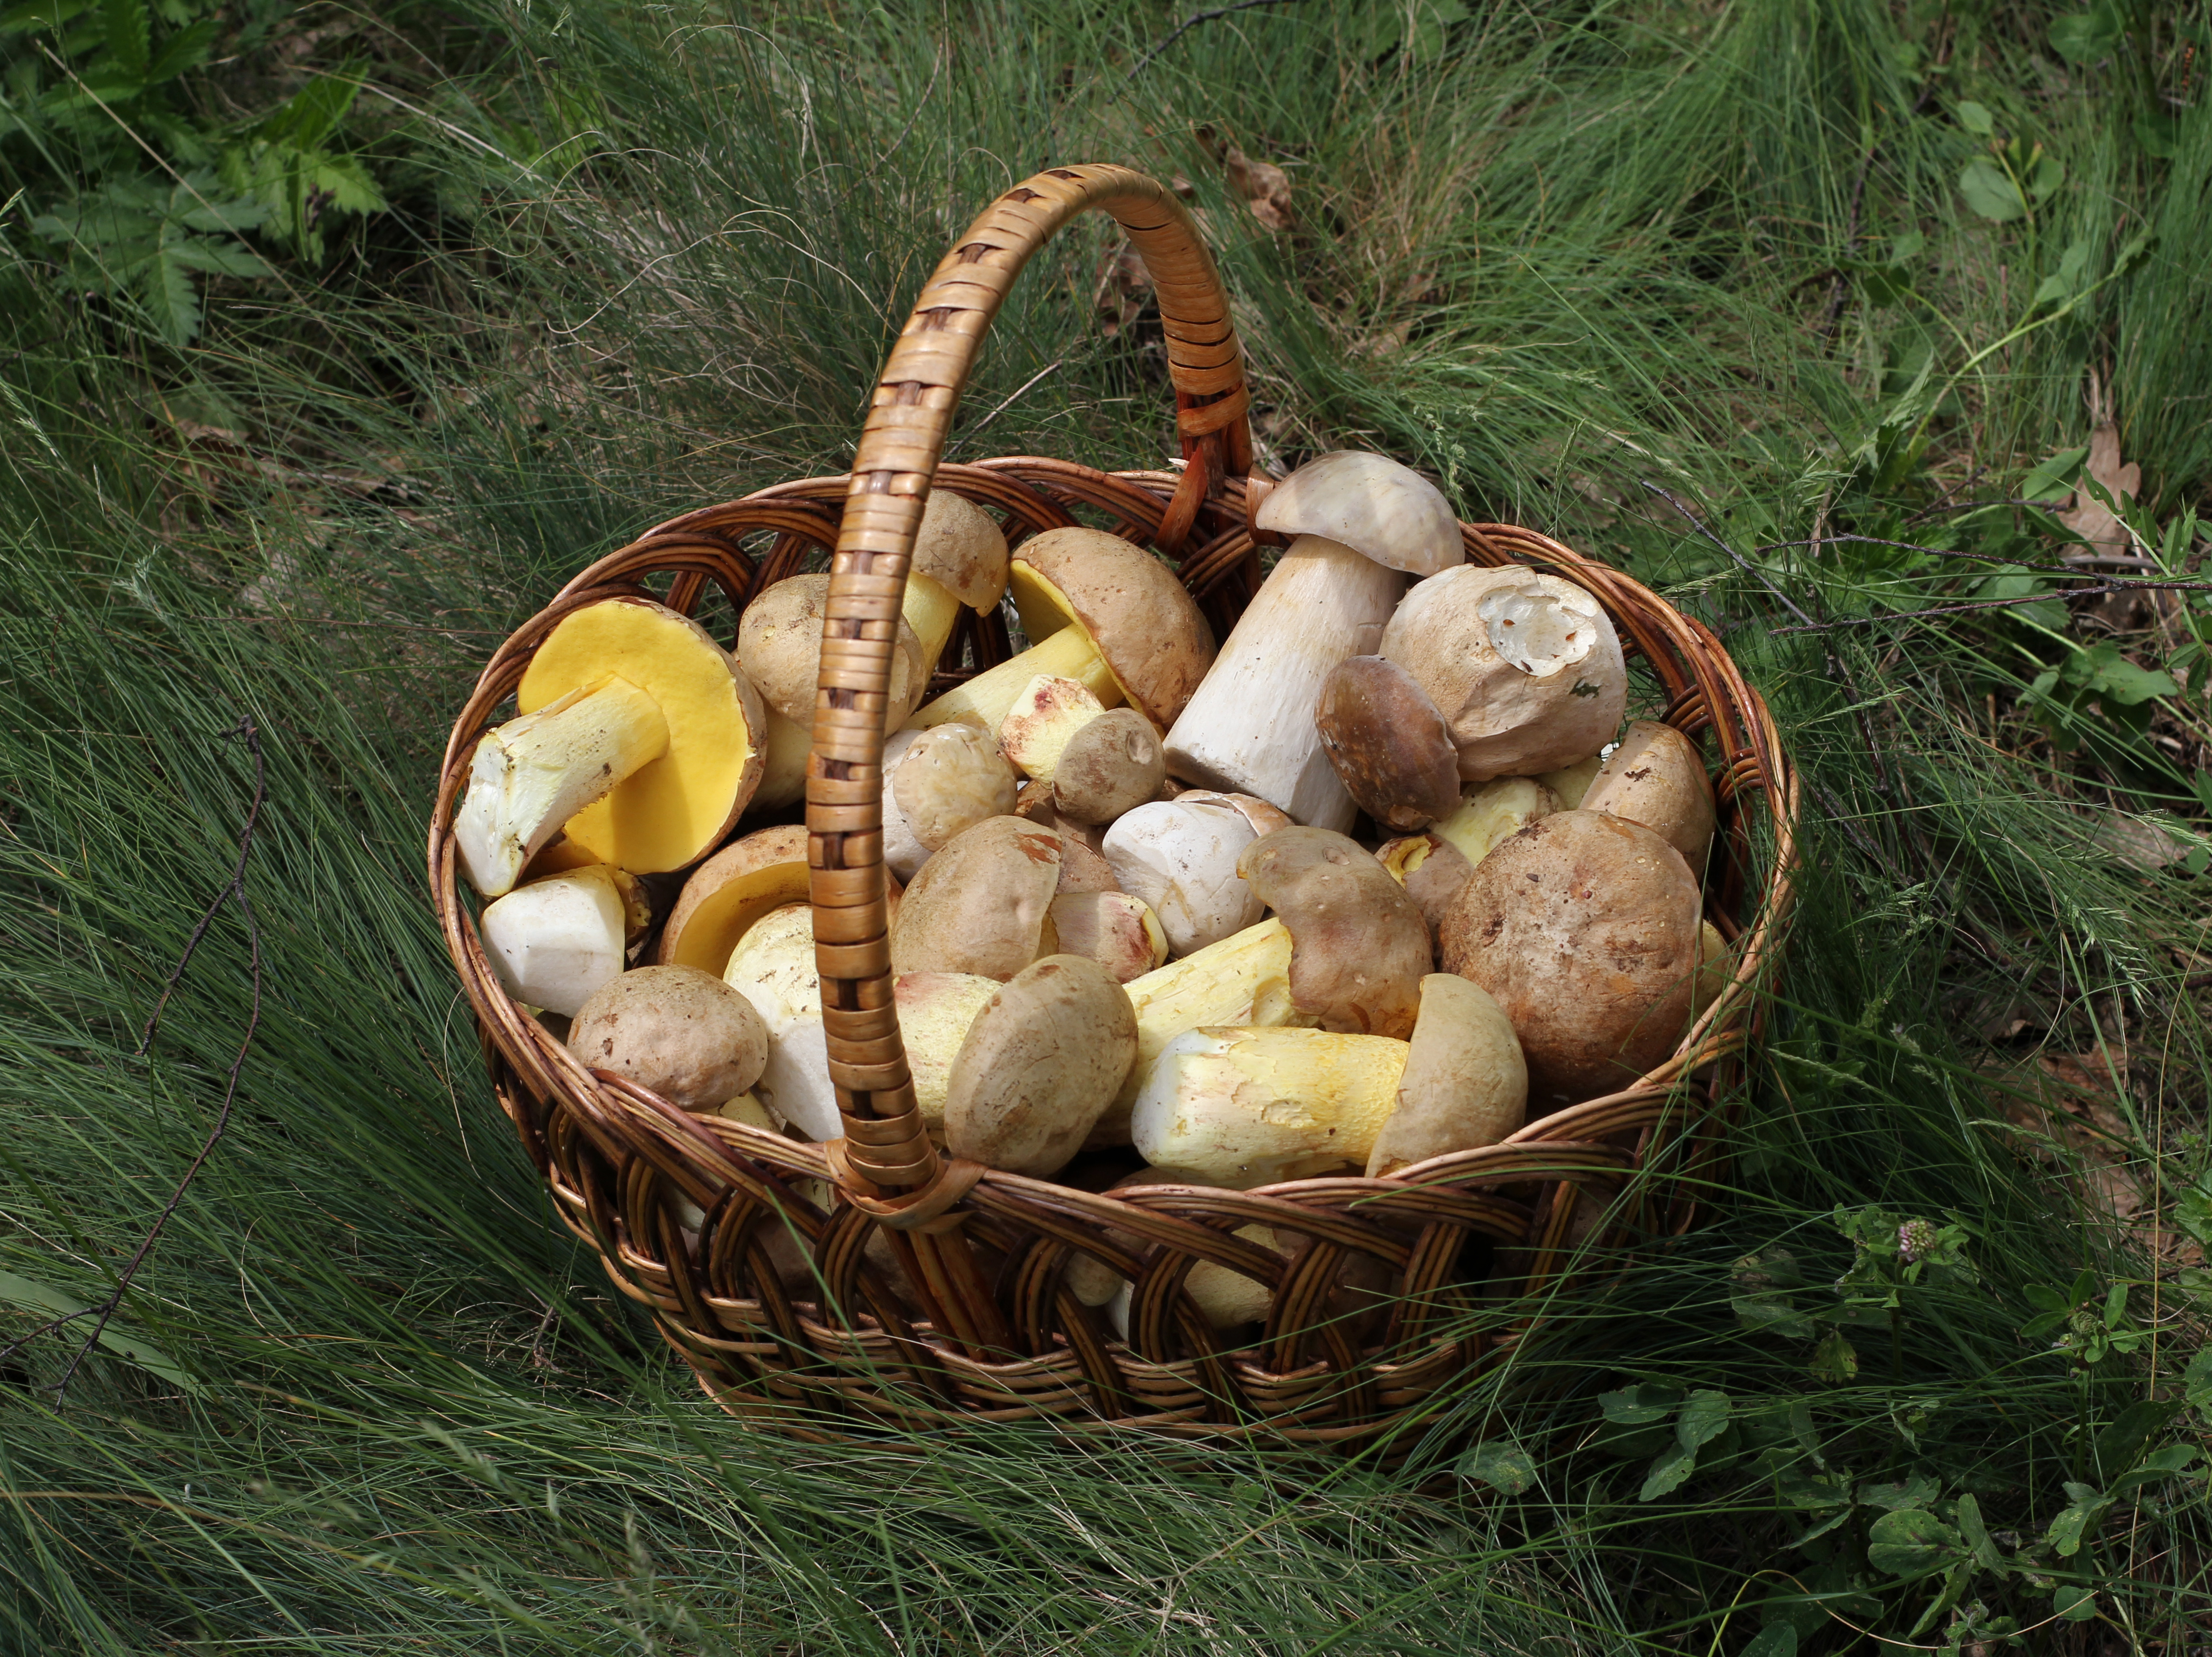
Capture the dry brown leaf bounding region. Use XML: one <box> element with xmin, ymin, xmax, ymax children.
<box><xmin>1092</xmin><ymin>244</ymin><xmax>1152</xmax><ymax>339</ymax></box>
<box><xmin>2057</xmin><ymin>372</ymin><xmax>2143</xmax><ymax>560</ymax></box>
<box><xmin>1221</xmin><ymin>146</ymin><xmax>1294</xmax><ymax>231</ymax></box>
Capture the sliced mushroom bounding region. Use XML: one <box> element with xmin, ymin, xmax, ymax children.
<box><xmin>1101</xmin><ymin>797</ymin><xmax>1265</xmax><ymax>958</ymax></box>
<box><xmin>1237</xmin><ymin>826</ymin><xmax>1430</xmax><ymax>1039</ymax></box>
<box><xmin>1380</xmin><ymin>564</ymin><xmax>1627</xmax><ymax>781</ymax></box>
<box><xmin>889</xmin><ymin>815</ymin><xmax>1063</xmax><ymax>980</ymax></box>
<box><xmin>1579</xmin><ymin>720</ymin><xmax>1716</xmax><ymax>868</ymax></box>
<box><xmin>1129</xmin><ymin>1026</ymin><xmax>1409</xmax><ymax>1186</ymax></box>
<box><xmin>480</xmin><ymin>864</ymin><xmax>633</xmax><ymax>1016</ymax></box>
<box><xmin>1314</xmin><ymin>655</ymin><xmax>1461</xmax><ymax>830</ymax></box>
<box><xmin>568</xmin><ymin>964</ymin><xmax>769</xmax><ymax>1112</ymax></box>
<box><xmin>944</xmin><ymin>956</ymin><xmax>1139</xmax><ymax>1176</ymax></box>
<box><xmin>1364</xmin><ymin>974</ymin><xmax>1526</xmax><ymax>1176</ymax></box>
<box><xmin>456</xmin><ymin>599</ymin><xmax>767</xmax><ymax>896</ymax></box>
<box><xmin>911</xmin><ymin>526</ymin><xmax>1216</xmax><ymax>733</ymax></box>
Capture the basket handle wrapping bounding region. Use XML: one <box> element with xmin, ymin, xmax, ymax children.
<box><xmin>808</xmin><ymin>165</ymin><xmax>1253</xmax><ymax>1222</ymax></box>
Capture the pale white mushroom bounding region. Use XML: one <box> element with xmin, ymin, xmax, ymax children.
<box><xmin>722</xmin><ymin>903</ymin><xmax>839</xmax><ymax>1141</ymax></box>
<box><xmin>1129</xmin><ymin>1025</ymin><xmax>1410</xmax><ymax>1185</ymax></box>
<box><xmin>1100</xmin><ymin>797</ymin><xmax>1264</xmax><ymax>959</ymax></box>
<box><xmin>481</xmin><ymin>865</ymin><xmax>633</xmax><ymax>1017</ymax></box>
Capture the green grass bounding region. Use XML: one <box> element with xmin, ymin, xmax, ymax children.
<box><xmin>4</xmin><ymin>0</ymin><xmax>2211</xmax><ymax>1650</ymax></box>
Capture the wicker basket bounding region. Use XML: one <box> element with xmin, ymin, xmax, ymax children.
<box><xmin>430</xmin><ymin>164</ymin><xmax>1799</xmax><ymax>1446</ymax></box>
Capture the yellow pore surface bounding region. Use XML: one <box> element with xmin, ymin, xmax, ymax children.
<box><xmin>519</xmin><ymin>600</ymin><xmax>753</xmax><ymax>873</ymax></box>
<box><xmin>661</xmin><ymin>862</ymin><xmax>811</xmax><ymax>978</ymax></box>
<box><xmin>1013</xmin><ymin>560</ymin><xmax>1132</xmax><ymax>705</ymax></box>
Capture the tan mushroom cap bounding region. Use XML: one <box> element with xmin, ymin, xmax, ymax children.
<box><xmin>1438</xmin><ymin>810</ymin><xmax>1701</xmax><ymax>1106</ymax></box>
<box><xmin>1049</xmin><ymin>889</ymin><xmax>1168</xmax><ymax>982</ymax></box>
<box><xmin>1053</xmin><ymin>708</ymin><xmax>1167</xmax><ymax>826</ymax></box>
<box><xmin>1580</xmin><ymin>719</ymin><xmax>1717</xmax><ymax>867</ymax></box>
<box><xmin>943</xmin><ymin>955</ymin><xmax>1138</xmax><ymax>1176</ymax></box>
<box><xmin>1374</xmin><ymin>831</ymin><xmax>1477</xmax><ymax>942</ymax></box>
<box><xmin>737</xmin><ymin>572</ymin><xmax>927</xmax><ymax>732</ymax></box>
<box><xmin>1252</xmin><ymin>450</ymin><xmax>1463</xmax><ymax>577</ymax></box>
<box><xmin>1173</xmin><ymin>790</ymin><xmax>1294</xmax><ymax>840</ymax></box>
<box><xmin>998</xmin><ymin>674</ymin><xmax>1106</xmax><ymax>784</ymax></box>
<box><xmin>1315</xmin><ymin>655</ymin><xmax>1461</xmax><ymax>830</ymax></box>
<box><xmin>1238</xmin><ymin>826</ymin><xmax>1430</xmax><ymax>1040</ymax></box>
<box><xmin>913</xmin><ymin>488</ymin><xmax>1011</xmax><ymax>611</ymax></box>
<box><xmin>568</xmin><ymin>964</ymin><xmax>769</xmax><ymax>1113</ymax></box>
<box><xmin>1364</xmin><ymin>974</ymin><xmax>1526</xmax><ymax>1176</ymax></box>
<box><xmin>1011</xmin><ymin>526</ymin><xmax>1217</xmax><ymax>731</ymax></box>
<box><xmin>893</xmin><ymin>722</ymin><xmax>1019</xmax><ymax>849</ymax></box>
<box><xmin>515</xmin><ymin>597</ymin><xmax>767</xmax><ymax>875</ymax></box>
<box><xmin>889</xmin><ymin>815</ymin><xmax>1063</xmax><ymax>980</ymax></box>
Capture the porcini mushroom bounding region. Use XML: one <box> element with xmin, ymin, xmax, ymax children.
<box><xmin>909</xmin><ymin>526</ymin><xmax>1215</xmax><ymax>734</ymax></box>
<box><xmin>997</xmin><ymin>674</ymin><xmax>1106</xmax><ymax>783</ymax></box>
<box><xmin>944</xmin><ymin>956</ymin><xmax>1139</xmax><ymax>1176</ymax></box>
<box><xmin>1314</xmin><ymin>655</ymin><xmax>1461</xmax><ymax>830</ymax></box>
<box><xmin>894</xmin><ymin>971</ymin><xmax>1002</xmax><ymax>1138</ymax></box>
<box><xmin>1101</xmin><ymin>797</ymin><xmax>1265</xmax><ymax>958</ymax></box>
<box><xmin>901</xmin><ymin>488</ymin><xmax>1012</xmax><ymax>679</ymax></box>
<box><xmin>889</xmin><ymin>815</ymin><xmax>1063</xmax><ymax>980</ymax></box>
<box><xmin>657</xmin><ymin>823</ymin><xmax>811</xmax><ymax>977</ymax></box>
<box><xmin>1364</xmin><ymin>974</ymin><xmax>1526</xmax><ymax>1176</ymax></box>
<box><xmin>1439</xmin><ymin>810</ymin><xmax>1701</xmax><ymax>1106</ymax></box>
<box><xmin>1048</xmin><ymin>890</ymin><xmax>1168</xmax><ymax>983</ymax></box>
<box><xmin>1579</xmin><ymin>719</ymin><xmax>1717</xmax><ymax>868</ymax></box>
<box><xmin>480</xmin><ymin>864</ymin><xmax>635</xmax><ymax>1016</ymax></box>
<box><xmin>455</xmin><ymin>599</ymin><xmax>767</xmax><ymax>896</ymax></box>
<box><xmin>1377</xmin><ymin>777</ymin><xmax>1559</xmax><ymax>935</ymax></box>
<box><xmin>568</xmin><ymin>964</ymin><xmax>769</xmax><ymax>1112</ymax></box>
<box><xmin>1238</xmin><ymin>826</ymin><xmax>1430</xmax><ymax>1039</ymax></box>
<box><xmin>722</xmin><ymin>902</ymin><xmax>839</xmax><ymax>1141</ymax></box>
<box><xmin>1539</xmin><ymin>753</ymin><xmax>1604</xmax><ymax>810</ymax></box>
<box><xmin>1053</xmin><ymin>710</ymin><xmax>1167</xmax><ymax>826</ymax></box>
<box><xmin>1164</xmin><ymin>452</ymin><xmax>1461</xmax><ymax>829</ymax></box>
<box><xmin>892</xmin><ymin>722</ymin><xmax>1019</xmax><ymax>850</ymax></box>
<box><xmin>1380</xmin><ymin>564</ymin><xmax>1627</xmax><ymax>781</ymax></box>
<box><xmin>1129</xmin><ymin>1025</ymin><xmax>1410</xmax><ymax>1185</ymax></box>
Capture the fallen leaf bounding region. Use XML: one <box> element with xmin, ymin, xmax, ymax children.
<box><xmin>1093</xmin><ymin>243</ymin><xmax>1152</xmax><ymax>339</ymax></box>
<box><xmin>2092</xmin><ymin>811</ymin><xmax>2189</xmax><ymax>871</ymax></box>
<box><xmin>1221</xmin><ymin>146</ymin><xmax>1294</xmax><ymax>231</ymax></box>
<box><xmin>2056</xmin><ymin>374</ymin><xmax>2143</xmax><ymax>561</ymax></box>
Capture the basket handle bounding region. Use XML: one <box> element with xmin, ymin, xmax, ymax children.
<box><xmin>807</xmin><ymin>165</ymin><xmax>1253</xmax><ymax>1212</ymax></box>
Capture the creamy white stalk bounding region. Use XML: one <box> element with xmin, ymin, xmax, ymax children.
<box><xmin>909</xmin><ymin>624</ymin><xmax>1121</xmax><ymax>732</ymax></box>
<box><xmin>455</xmin><ymin>678</ymin><xmax>670</xmax><ymax>896</ymax></box>
<box><xmin>1162</xmin><ymin>537</ymin><xmax>1404</xmax><ymax>832</ymax></box>
<box><xmin>723</xmin><ymin>904</ymin><xmax>840</xmax><ymax>1141</ymax></box>
<box><xmin>480</xmin><ymin>865</ymin><xmax>629</xmax><ymax>1016</ymax></box>
<box><xmin>1129</xmin><ymin>1025</ymin><xmax>1410</xmax><ymax>1186</ymax></box>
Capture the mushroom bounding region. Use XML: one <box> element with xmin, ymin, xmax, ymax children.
<box><xmin>717</xmin><ymin>1092</ymin><xmax>777</xmax><ymax>1132</ymax></box>
<box><xmin>893</xmin><ymin>971</ymin><xmax>1002</xmax><ymax>1139</ymax></box>
<box><xmin>1062</xmin><ymin>1166</ymin><xmax>1191</xmax><ymax>1306</ymax></box>
<box><xmin>1539</xmin><ymin>753</ymin><xmax>1605</xmax><ymax>810</ymax></box>
<box><xmin>1579</xmin><ymin>719</ymin><xmax>1717</xmax><ymax>868</ymax></box>
<box><xmin>657</xmin><ymin>823</ymin><xmax>810</xmax><ymax>977</ymax></box>
<box><xmin>1694</xmin><ymin>921</ymin><xmax>1732</xmax><ymax>1017</ymax></box>
<box><xmin>722</xmin><ymin>902</ymin><xmax>839</xmax><ymax>1141</ymax></box>
<box><xmin>1237</xmin><ymin>826</ymin><xmax>1430</xmax><ymax>1039</ymax></box>
<box><xmin>943</xmin><ymin>956</ymin><xmax>1139</xmax><ymax>1176</ymax></box>
<box><xmin>1102</xmin><ymin>1226</ymin><xmax>1281</xmax><ymax>1336</ymax></box>
<box><xmin>909</xmin><ymin>526</ymin><xmax>1215</xmax><ymax>734</ymax></box>
<box><xmin>1376</xmin><ymin>777</ymin><xmax>1559</xmax><ymax>934</ymax></box>
<box><xmin>1314</xmin><ymin>655</ymin><xmax>1461</xmax><ymax>830</ymax></box>
<box><xmin>1364</xmin><ymin>974</ymin><xmax>1526</xmax><ymax>1176</ymax></box>
<box><xmin>480</xmin><ymin>864</ymin><xmax>635</xmax><ymax>1016</ymax></box>
<box><xmin>738</xmin><ymin>573</ymin><xmax>929</xmax><ymax>813</ymax></box>
<box><xmin>888</xmin><ymin>815</ymin><xmax>1063</xmax><ymax>980</ymax></box>
<box><xmin>1129</xmin><ymin>1026</ymin><xmax>1410</xmax><ymax>1186</ymax></box>
<box><xmin>892</xmin><ymin>722</ymin><xmax>1020</xmax><ymax>851</ymax></box>
<box><xmin>902</xmin><ymin>489</ymin><xmax>1012</xmax><ymax>680</ymax></box>
<box><xmin>997</xmin><ymin>674</ymin><xmax>1106</xmax><ymax>783</ymax></box>
<box><xmin>1380</xmin><ymin>564</ymin><xmax>1627</xmax><ymax>781</ymax></box>
<box><xmin>1164</xmin><ymin>452</ymin><xmax>1460</xmax><ymax>829</ymax></box>
<box><xmin>1101</xmin><ymin>797</ymin><xmax>1265</xmax><ymax>959</ymax></box>
<box><xmin>1048</xmin><ymin>890</ymin><xmax>1168</xmax><ymax>983</ymax></box>
<box><xmin>455</xmin><ymin>598</ymin><xmax>767</xmax><ymax>896</ymax></box>
<box><xmin>568</xmin><ymin>964</ymin><xmax>769</xmax><ymax>1112</ymax></box>
<box><xmin>1054</xmin><ymin>834</ymin><xmax>1117</xmax><ymax>894</ymax></box>
<box><xmin>1052</xmin><ymin>710</ymin><xmax>1167</xmax><ymax>826</ymax></box>
<box><xmin>1170</xmin><ymin>789</ymin><xmax>1294</xmax><ymax>840</ymax></box>
<box><xmin>1438</xmin><ymin>810</ymin><xmax>1701</xmax><ymax>1106</ymax></box>
<box><xmin>1373</xmin><ymin>834</ymin><xmax>1476</xmax><ymax>939</ymax></box>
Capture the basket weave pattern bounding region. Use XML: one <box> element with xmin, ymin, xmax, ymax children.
<box><xmin>431</xmin><ymin>166</ymin><xmax>1799</xmax><ymax>1444</ymax></box>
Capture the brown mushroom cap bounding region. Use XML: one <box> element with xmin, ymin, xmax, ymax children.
<box><xmin>1315</xmin><ymin>655</ymin><xmax>1462</xmax><ymax>830</ymax></box>
<box><xmin>1053</xmin><ymin>708</ymin><xmax>1167</xmax><ymax>825</ymax></box>
<box><xmin>893</xmin><ymin>722</ymin><xmax>1019</xmax><ymax>849</ymax></box>
<box><xmin>568</xmin><ymin>964</ymin><xmax>768</xmax><ymax>1112</ymax></box>
<box><xmin>657</xmin><ymin>823</ymin><xmax>809</xmax><ymax>975</ymax></box>
<box><xmin>1048</xmin><ymin>890</ymin><xmax>1167</xmax><ymax>982</ymax></box>
<box><xmin>737</xmin><ymin>573</ymin><xmax>926</xmax><ymax>731</ymax></box>
<box><xmin>889</xmin><ymin>815</ymin><xmax>1063</xmax><ymax>980</ymax></box>
<box><xmin>943</xmin><ymin>955</ymin><xmax>1139</xmax><ymax>1176</ymax></box>
<box><xmin>1365</xmin><ymin>974</ymin><xmax>1526</xmax><ymax>1176</ymax></box>
<box><xmin>913</xmin><ymin>489</ymin><xmax>1011</xmax><ymax>611</ymax></box>
<box><xmin>1237</xmin><ymin>826</ymin><xmax>1430</xmax><ymax>1039</ymax></box>
<box><xmin>1579</xmin><ymin>720</ymin><xmax>1717</xmax><ymax>867</ymax></box>
<box><xmin>1011</xmin><ymin>526</ymin><xmax>1217</xmax><ymax>730</ymax></box>
<box><xmin>1251</xmin><ymin>450</ymin><xmax>1463</xmax><ymax>577</ymax></box>
<box><xmin>1438</xmin><ymin>810</ymin><xmax>1700</xmax><ymax>1105</ymax></box>
<box><xmin>1374</xmin><ymin>832</ymin><xmax>1477</xmax><ymax>942</ymax></box>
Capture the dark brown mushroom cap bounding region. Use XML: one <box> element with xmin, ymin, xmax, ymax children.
<box><xmin>1315</xmin><ymin>655</ymin><xmax>1462</xmax><ymax>830</ymax></box>
<box><xmin>1014</xmin><ymin>527</ymin><xmax>1217</xmax><ymax>731</ymax></box>
<box><xmin>1236</xmin><ymin>826</ymin><xmax>1430</xmax><ymax>1039</ymax></box>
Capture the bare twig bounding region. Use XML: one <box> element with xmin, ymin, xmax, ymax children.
<box><xmin>1642</xmin><ymin>482</ymin><xmax>1819</xmax><ymax>627</ymax></box>
<box><xmin>1772</xmin><ymin>580</ymin><xmax>2212</xmax><ymax>634</ymax></box>
<box><xmin>0</xmin><ymin>717</ymin><xmax>265</xmax><ymax>1403</ymax></box>
<box><xmin>1127</xmin><ymin>0</ymin><xmax>1311</xmax><ymax>78</ymax></box>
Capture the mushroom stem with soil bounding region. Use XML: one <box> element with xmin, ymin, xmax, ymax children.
<box><xmin>1129</xmin><ymin>1025</ymin><xmax>1410</xmax><ymax>1186</ymax></box>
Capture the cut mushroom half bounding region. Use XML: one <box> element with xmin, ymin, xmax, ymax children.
<box><xmin>909</xmin><ymin>526</ymin><xmax>1216</xmax><ymax>734</ymax></box>
<box><xmin>480</xmin><ymin>864</ymin><xmax>637</xmax><ymax>1017</ymax></box>
<box><xmin>455</xmin><ymin>599</ymin><xmax>766</xmax><ymax>896</ymax></box>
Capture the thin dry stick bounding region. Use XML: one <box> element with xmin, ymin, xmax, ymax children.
<box><xmin>1127</xmin><ymin>0</ymin><xmax>1312</xmax><ymax>77</ymax></box>
<box><xmin>1642</xmin><ymin>482</ymin><xmax>1819</xmax><ymax>628</ymax></box>
<box><xmin>0</xmin><ymin>717</ymin><xmax>265</xmax><ymax>1403</ymax></box>
<box><xmin>1773</xmin><ymin>580</ymin><xmax>2212</xmax><ymax>634</ymax></box>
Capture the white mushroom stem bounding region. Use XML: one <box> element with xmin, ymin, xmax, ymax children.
<box><xmin>723</xmin><ymin>905</ymin><xmax>841</xmax><ymax>1141</ymax></box>
<box><xmin>480</xmin><ymin>865</ymin><xmax>630</xmax><ymax>1017</ymax></box>
<box><xmin>908</xmin><ymin>623</ymin><xmax>1120</xmax><ymax>732</ymax></box>
<box><xmin>1130</xmin><ymin>1026</ymin><xmax>1410</xmax><ymax>1186</ymax></box>
<box><xmin>1162</xmin><ymin>537</ymin><xmax>1404</xmax><ymax>832</ymax></box>
<box><xmin>455</xmin><ymin>678</ymin><xmax>670</xmax><ymax>896</ymax></box>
